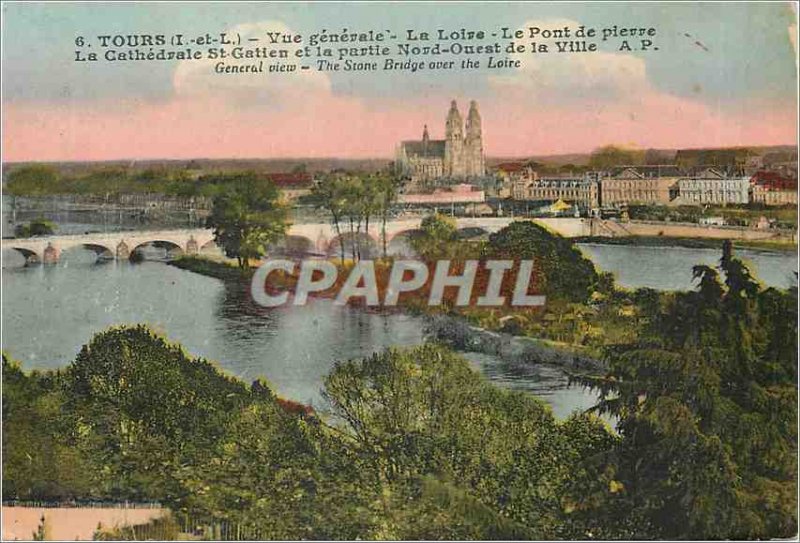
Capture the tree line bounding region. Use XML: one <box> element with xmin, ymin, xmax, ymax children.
<box><xmin>309</xmin><ymin>171</ymin><xmax>400</xmax><ymax>262</ymax></box>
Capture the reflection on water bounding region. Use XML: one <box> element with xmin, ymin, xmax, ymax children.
<box><xmin>462</xmin><ymin>352</ymin><xmax>609</xmax><ymax>421</ymax></box>
<box><xmin>1</xmin><ymin>259</ymin><xmax>425</xmax><ymax>407</ymax></box>
<box><xmin>2</xmin><ymin>256</ymin><xmax>592</xmax><ymax>416</ymax></box>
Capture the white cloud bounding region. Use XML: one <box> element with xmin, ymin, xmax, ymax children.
<box><xmin>489</xmin><ymin>18</ymin><xmax>651</xmax><ymax>105</ymax></box>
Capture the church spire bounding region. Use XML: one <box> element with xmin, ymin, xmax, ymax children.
<box><xmin>445</xmin><ymin>99</ymin><xmax>463</xmax><ymax>141</ymax></box>
<box><xmin>465</xmin><ymin>100</ymin><xmax>485</xmax><ymax>177</ymax></box>
<box><xmin>466</xmin><ymin>100</ymin><xmax>481</xmax><ymax>138</ymax></box>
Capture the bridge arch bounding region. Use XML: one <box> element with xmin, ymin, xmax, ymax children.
<box><xmin>199</xmin><ymin>238</ymin><xmax>220</xmax><ymax>252</ymax></box>
<box><xmin>386</xmin><ymin>229</ymin><xmax>424</xmax><ymax>256</ymax></box>
<box><xmin>326</xmin><ymin>232</ymin><xmax>380</xmax><ymax>259</ymax></box>
<box><xmin>130</xmin><ymin>240</ymin><xmax>185</xmax><ymax>261</ymax></box>
<box><xmin>4</xmin><ymin>247</ymin><xmax>39</xmax><ymax>266</ymax></box>
<box><xmin>60</xmin><ymin>243</ymin><xmax>115</xmax><ymax>263</ymax></box>
<box><xmin>269</xmin><ymin>235</ymin><xmax>317</xmax><ymax>257</ymax></box>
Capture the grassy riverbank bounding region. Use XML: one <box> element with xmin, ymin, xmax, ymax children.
<box><xmin>168</xmin><ymin>255</ymin><xmax>253</xmax><ymax>281</ymax></box>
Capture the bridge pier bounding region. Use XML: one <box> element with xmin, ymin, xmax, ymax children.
<box><xmin>116</xmin><ymin>240</ymin><xmax>130</xmax><ymax>260</ymax></box>
<box><xmin>315</xmin><ymin>230</ymin><xmax>329</xmax><ymax>253</ymax></box>
<box><xmin>186</xmin><ymin>236</ymin><xmax>198</xmax><ymax>255</ymax></box>
<box><xmin>42</xmin><ymin>243</ymin><xmax>59</xmax><ymax>265</ymax></box>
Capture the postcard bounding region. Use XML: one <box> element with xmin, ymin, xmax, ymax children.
<box><xmin>1</xmin><ymin>1</ymin><xmax>797</xmax><ymax>541</ymax></box>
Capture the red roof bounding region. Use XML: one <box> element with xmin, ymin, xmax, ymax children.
<box><xmin>750</xmin><ymin>171</ymin><xmax>797</xmax><ymax>191</ymax></box>
<box><xmin>266</xmin><ymin>172</ymin><xmax>313</xmax><ymax>188</ymax></box>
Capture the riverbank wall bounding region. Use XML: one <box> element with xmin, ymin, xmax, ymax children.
<box><xmin>535</xmin><ymin>217</ymin><xmax>796</xmax><ymax>243</ymax></box>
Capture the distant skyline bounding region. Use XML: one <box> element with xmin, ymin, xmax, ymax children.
<box><xmin>2</xmin><ymin>2</ymin><xmax>797</xmax><ymax>162</ymax></box>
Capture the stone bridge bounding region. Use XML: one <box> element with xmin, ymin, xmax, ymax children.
<box><xmin>2</xmin><ymin>217</ymin><xmax>592</xmax><ymax>264</ymax></box>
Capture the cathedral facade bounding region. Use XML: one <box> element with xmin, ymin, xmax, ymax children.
<box><xmin>396</xmin><ymin>100</ymin><xmax>486</xmax><ymax>185</ymax></box>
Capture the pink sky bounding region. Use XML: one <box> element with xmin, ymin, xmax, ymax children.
<box><xmin>3</xmin><ymin>5</ymin><xmax>797</xmax><ymax>162</ymax></box>
<box><xmin>3</xmin><ymin>91</ymin><xmax>796</xmax><ymax>162</ymax></box>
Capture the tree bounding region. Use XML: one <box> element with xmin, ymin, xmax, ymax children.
<box><xmin>5</xmin><ymin>165</ymin><xmax>59</xmax><ymax>196</ymax></box>
<box><xmin>65</xmin><ymin>325</ymin><xmax>252</xmax><ymax>501</ymax></box>
<box><xmin>313</xmin><ymin>174</ymin><xmax>350</xmax><ymax>264</ymax></box>
<box><xmin>487</xmin><ymin>221</ymin><xmax>599</xmax><ymax>303</ymax></box>
<box><xmin>323</xmin><ymin>344</ymin><xmax>618</xmax><ymax>539</ymax></box>
<box><xmin>313</xmin><ymin>172</ymin><xmax>395</xmax><ymax>262</ymax></box>
<box><xmin>577</xmin><ymin>243</ymin><xmax>797</xmax><ymax>539</ymax></box>
<box><xmin>14</xmin><ymin>219</ymin><xmax>56</xmax><ymax>238</ymax></box>
<box><xmin>375</xmin><ymin>171</ymin><xmax>400</xmax><ymax>258</ymax></box>
<box><xmin>2</xmin><ymin>354</ymin><xmax>97</xmax><ymax>501</ymax></box>
<box><xmin>206</xmin><ymin>174</ymin><xmax>289</xmax><ymax>269</ymax></box>
<box><xmin>410</xmin><ymin>213</ymin><xmax>458</xmax><ymax>259</ymax></box>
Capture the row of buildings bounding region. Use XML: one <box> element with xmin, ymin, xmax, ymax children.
<box><xmin>501</xmin><ymin>164</ymin><xmax>797</xmax><ymax>209</ymax></box>
<box><xmin>394</xmin><ymin>99</ymin><xmax>796</xmax><ymax>210</ymax></box>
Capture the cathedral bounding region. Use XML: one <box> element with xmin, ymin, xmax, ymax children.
<box><xmin>396</xmin><ymin>100</ymin><xmax>486</xmax><ymax>185</ymax></box>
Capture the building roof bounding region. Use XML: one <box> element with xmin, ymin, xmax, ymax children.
<box><xmin>750</xmin><ymin>171</ymin><xmax>798</xmax><ymax>190</ymax></box>
<box><xmin>401</xmin><ymin>139</ymin><xmax>446</xmax><ymax>158</ymax></box>
<box><xmin>610</xmin><ymin>165</ymin><xmax>682</xmax><ymax>178</ymax></box>
<box><xmin>685</xmin><ymin>167</ymin><xmax>728</xmax><ymax>179</ymax></box>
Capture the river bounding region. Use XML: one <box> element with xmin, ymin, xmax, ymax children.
<box><xmin>578</xmin><ymin>242</ymin><xmax>797</xmax><ymax>290</ymax></box>
<box><xmin>2</xmin><ymin>242</ymin><xmax>796</xmax><ymax>421</ymax></box>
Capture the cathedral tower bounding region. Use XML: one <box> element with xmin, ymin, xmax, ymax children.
<box><xmin>464</xmin><ymin>100</ymin><xmax>485</xmax><ymax>177</ymax></box>
<box><xmin>444</xmin><ymin>100</ymin><xmax>464</xmax><ymax>178</ymax></box>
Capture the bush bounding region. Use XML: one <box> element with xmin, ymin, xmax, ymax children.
<box><xmin>487</xmin><ymin>221</ymin><xmax>599</xmax><ymax>303</ymax></box>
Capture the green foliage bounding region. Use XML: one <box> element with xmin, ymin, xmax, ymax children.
<box><xmin>385</xmin><ymin>476</ymin><xmax>540</xmax><ymax>540</ymax></box>
<box><xmin>2</xmin><ymin>354</ymin><xmax>97</xmax><ymax>500</ymax></box>
<box><xmin>4</xmin><ymin>240</ymin><xmax>796</xmax><ymax>543</ymax></box>
<box><xmin>578</xmin><ymin>242</ymin><xmax>798</xmax><ymax>539</ymax></box>
<box><xmin>627</xmin><ymin>203</ymin><xmax>797</xmax><ymax>228</ymax></box>
<box><xmin>4</xmin><ymin>164</ymin><xmax>274</xmax><ymax>199</ymax></box>
<box><xmin>312</xmin><ymin>171</ymin><xmax>400</xmax><ymax>262</ymax></box>
<box><xmin>14</xmin><ymin>219</ymin><xmax>56</xmax><ymax>238</ymax></box>
<box><xmin>324</xmin><ymin>344</ymin><xmax>618</xmax><ymax>539</ymax></box>
<box><xmin>487</xmin><ymin>221</ymin><xmax>600</xmax><ymax>303</ymax></box>
<box><xmin>3</xmin><ymin>332</ymin><xmax>620</xmax><ymax>540</ymax></box>
<box><xmin>6</xmin><ymin>166</ymin><xmax>59</xmax><ymax>196</ymax></box>
<box><xmin>205</xmin><ymin>174</ymin><xmax>289</xmax><ymax>269</ymax></box>
<box><xmin>410</xmin><ymin>213</ymin><xmax>459</xmax><ymax>259</ymax></box>
<box><xmin>64</xmin><ymin>326</ymin><xmax>252</xmax><ymax>501</ymax></box>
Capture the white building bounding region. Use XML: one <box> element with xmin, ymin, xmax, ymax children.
<box><xmin>676</xmin><ymin>175</ymin><xmax>750</xmax><ymax>205</ymax></box>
